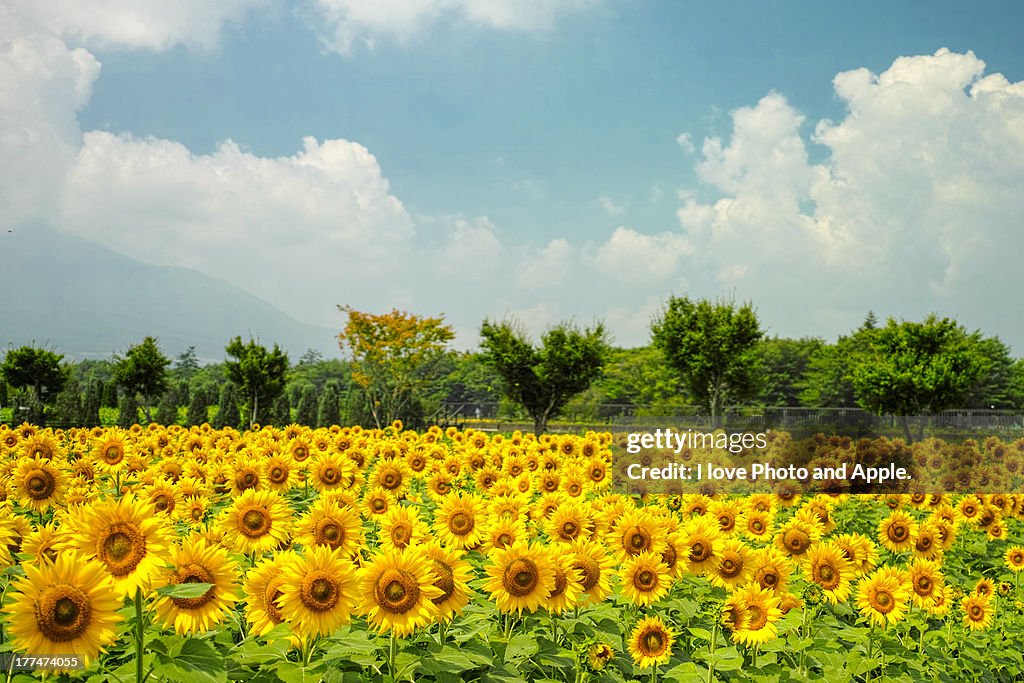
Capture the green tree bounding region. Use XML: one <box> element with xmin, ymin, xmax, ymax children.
<box><xmin>185</xmin><ymin>385</ymin><xmax>209</xmax><ymax>427</ymax></box>
<box><xmin>963</xmin><ymin>337</ymin><xmax>1019</xmax><ymax>409</ymax></box>
<box><xmin>114</xmin><ymin>336</ymin><xmax>171</xmax><ymax>423</ymax></box>
<box><xmin>174</xmin><ymin>346</ymin><xmax>201</xmax><ymax>381</ymax></box>
<box><xmin>848</xmin><ymin>315</ymin><xmax>991</xmax><ymax>442</ymax></box>
<box><xmin>756</xmin><ymin>337</ymin><xmax>824</xmax><ymax>407</ymax></box>
<box><xmin>103</xmin><ymin>379</ymin><xmax>119</xmax><ymax>408</ymax></box>
<box><xmin>52</xmin><ymin>376</ymin><xmax>83</xmax><ymax>426</ymax></box>
<box><xmin>81</xmin><ymin>380</ymin><xmax>102</xmax><ymax>428</ymax></box>
<box><xmin>155</xmin><ymin>386</ymin><xmax>180</xmax><ymax>425</ymax></box>
<box><xmin>117</xmin><ymin>391</ymin><xmax>140</xmax><ymax>428</ymax></box>
<box><xmin>338</xmin><ymin>307</ymin><xmax>455</xmax><ymax>428</ymax></box>
<box><xmin>224</xmin><ymin>337</ymin><xmax>289</xmax><ymax>428</ymax></box>
<box><xmin>213</xmin><ymin>384</ymin><xmax>240</xmax><ymax>430</ymax></box>
<box><xmin>271</xmin><ymin>393</ymin><xmax>292</xmax><ymax>427</ymax></box>
<box><xmin>317</xmin><ymin>381</ymin><xmax>341</xmax><ymax>428</ymax></box>
<box><xmin>650</xmin><ymin>296</ymin><xmax>763</xmax><ymax>426</ymax></box>
<box><xmin>296</xmin><ymin>385</ymin><xmax>318</xmax><ymax>426</ymax></box>
<box><xmin>479</xmin><ymin>319</ymin><xmax>610</xmax><ymax>435</ymax></box>
<box><xmin>1</xmin><ymin>345</ymin><xmax>67</xmax><ymax>421</ymax></box>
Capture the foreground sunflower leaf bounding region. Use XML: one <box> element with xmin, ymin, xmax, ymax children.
<box><xmin>152</xmin><ymin>637</ymin><xmax>227</xmax><ymax>683</ymax></box>
<box><xmin>153</xmin><ymin>581</ymin><xmax>215</xmax><ymax>598</ymax></box>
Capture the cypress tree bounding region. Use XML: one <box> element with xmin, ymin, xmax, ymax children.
<box><xmin>296</xmin><ymin>386</ymin><xmax>317</xmax><ymax>426</ymax></box>
<box><xmin>271</xmin><ymin>393</ymin><xmax>291</xmax><ymax>427</ymax></box>
<box><xmin>186</xmin><ymin>386</ymin><xmax>208</xmax><ymax>427</ymax></box>
<box><xmin>81</xmin><ymin>380</ymin><xmax>102</xmax><ymax>427</ymax></box>
<box><xmin>155</xmin><ymin>387</ymin><xmax>180</xmax><ymax>425</ymax></box>
<box><xmin>214</xmin><ymin>384</ymin><xmax>240</xmax><ymax>430</ymax></box>
<box><xmin>316</xmin><ymin>381</ymin><xmax>341</xmax><ymax>428</ymax></box>
<box><xmin>117</xmin><ymin>392</ymin><xmax>140</xmax><ymax>428</ymax></box>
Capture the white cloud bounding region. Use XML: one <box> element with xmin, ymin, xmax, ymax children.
<box><xmin>590</xmin><ymin>226</ymin><xmax>692</xmax><ymax>286</ymax></box>
<box><xmin>675</xmin><ymin>132</ymin><xmax>695</xmax><ymax>153</ymax></box>
<box><xmin>676</xmin><ymin>48</ymin><xmax>1024</xmax><ymax>346</ymax></box>
<box><xmin>2</xmin><ymin>0</ymin><xmax>266</xmax><ymax>50</ymax></box>
<box><xmin>597</xmin><ymin>195</ymin><xmax>625</xmax><ymax>217</ymax></box>
<box><xmin>309</xmin><ymin>0</ymin><xmax>599</xmax><ymax>53</ymax></box>
<box><xmin>58</xmin><ymin>133</ymin><xmax>415</xmax><ymax>324</ymax></box>
<box><xmin>0</xmin><ymin>34</ymin><xmax>99</xmax><ymax>224</ymax></box>
<box><xmin>515</xmin><ymin>238</ymin><xmax>573</xmax><ymax>289</ymax></box>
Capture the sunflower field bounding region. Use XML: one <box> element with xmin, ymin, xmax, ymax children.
<box><xmin>1</xmin><ymin>422</ymin><xmax>1023</xmax><ymax>683</ymax></box>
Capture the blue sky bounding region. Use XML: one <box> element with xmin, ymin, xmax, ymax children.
<box><xmin>4</xmin><ymin>0</ymin><xmax>1024</xmax><ymax>350</ymax></box>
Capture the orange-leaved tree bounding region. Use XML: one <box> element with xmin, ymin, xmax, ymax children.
<box><xmin>337</xmin><ymin>306</ymin><xmax>455</xmax><ymax>429</ymax></box>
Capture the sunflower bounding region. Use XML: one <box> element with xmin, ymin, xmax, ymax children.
<box><xmin>741</xmin><ymin>510</ymin><xmax>774</xmax><ymax>541</ymax></box>
<box><xmin>544</xmin><ymin>550</ymin><xmax>583</xmax><ymax>614</ymax></box>
<box><xmin>4</xmin><ymin>551</ymin><xmax>122</xmax><ymax>666</ymax></box>
<box><xmin>219</xmin><ymin>488</ymin><xmax>293</xmax><ymax>555</ymax></box>
<box><xmin>961</xmin><ymin>594</ymin><xmax>994</xmax><ymax>631</ymax></box>
<box><xmin>370</xmin><ymin>459</ymin><xmax>411</xmax><ymax>497</ymax></box>
<box><xmin>357</xmin><ymin>548</ymin><xmax>442</xmax><ymax>636</ymax></box>
<box><xmin>1005</xmin><ymin>546</ymin><xmax>1024</xmax><ymax>572</ymax></box>
<box><xmin>310</xmin><ymin>452</ymin><xmax>353</xmax><ymax>493</ymax></box>
<box><xmin>363</xmin><ymin>486</ymin><xmax>395</xmax><ymax>518</ymax></box>
<box><xmin>243</xmin><ymin>551</ymin><xmax>296</xmax><ymax>637</ymax></box>
<box><xmin>628</xmin><ymin>615</ymin><xmax>674</xmax><ymax>669</ymax></box>
<box><xmin>424</xmin><ymin>543</ymin><xmax>473</xmax><ymax>621</ymax></box>
<box><xmin>144</xmin><ymin>477</ymin><xmax>183</xmax><ymax>519</ymax></box>
<box><xmin>483</xmin><ymin>517</ymin><xmax>525</xmax><ymax>553</ymax></box>
<box><xmin>153</xmin><ymin>535</ymin><xmax>242</xmax><ymax>634</ymax></box>
<box><xmin>484</xmin><ymin>541</ymin><xmax>556</xmax><ymax>615</ymax></box>
<box><xmin>620</xmin><ymin>552</ymin><xmax>671</xmax><ymax>607</ymax></box>
<box><xmin>587</xmin><ymin>643</ymin><xmax>615</xmax><ymax>671</ymax></box>
<box><xmin>278</xmin><ymin>545</ymin><xmax>359</xmax><ymax>640</ymax></box>
<box><xmin>12</xmin><ymin>457</ymin><xmax>67</xmax><ymax>512</ymax></box>
<box><xmin>570</xmin><ymin>537</ymin><xmax>616</xmax><ymax>606</ymax></box>
<box><xmin>547</xmin><ymin>501</ymin><xmax>592</xmax><ymax>543</ymax></box>
<box><xmin>680</xmin><ymin>516</ymin><xmax>722</xmax><ymax>575</ymax></box>
<box><xmin>229</xmin><ymin>456</ymin><xmax>264</xmax><ymax>496</ymax></box>
<box><xmin>611</xmin><ymin>509</ymin><xmax>667</xmax><ymax>562</ymax></box>
<box><xmin>379</xmin><ymin>505</ymin><xmax>428</xmax><ymax>552</ymax></box>
<box><xmin>750</xmin><ymin>547</ymin><xmax>793</xmax><ymax>594</ymax></box>
<box><xmin>911</xmin><ymin>521</ymin><xmax>943</xmax><ymax>560</ymax></box>
<box><xmin>20</xmin><ymin>521</ymin><xmax>62</xmax><ymax>564</ymax></box>
<box><xmin>433</xmin><ymin>492</ymin><xmax>488</xmax><ymax>550</ymax></box>
<box><xmin>804</xmin><ymin>542</ymin><xmax>855</xmax><ymax>604</ymax></box>
<box><xmin>906</xmin><ymin>558</ymin><xmax>944</xmax><ymax>608</ymax></box>
<box><xmin>726</xmin><ymin>584</ymin><xmax>782</xmax><ymax>646</ymax></box>
<box><xmin>973</xmin><ymin>578</ymin><xmax>996</xmax><ymax>599</ymax></box>
<box><xmin>68</xmin><ymin>495</ymin><xmax>175</xmax><ymax>598</ymax></box>
<box><xmin>774</xmin><ymin>516</ymin><xmax>820</xmax><ymax>559</ymax></box>
<box><xmin>710</xmin><ymin>538</ymin><xmax>754</xmax><ymax>591</ymax></box>
<box><xmin>264</xmin><ymin>453</ymin><xmax>299</xmax><ymax>492</ymax></box>
<box><xmin>856</xmin><ymin>567</ymin><xmax>910</xmax><ymax>627</ymax></box>
<box><xmin>832</xmin><ymin>533</ymin><xmax>879</xmax><ymax>576</ymax></box>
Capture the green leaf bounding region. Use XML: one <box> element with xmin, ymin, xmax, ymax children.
<box><xmin>662</xmin><ymin>662</ymin><xmax>704</xmax><ymax>683</ymax></box>
<box><xmin>153</xmin><ymin>581</ymin><xmax>214</xmax><ymax>598</ymax></box>
<box><xmin>153</xmin><ymin>637</ymin><xmax>226</xmax><ymax>683</ymax></box>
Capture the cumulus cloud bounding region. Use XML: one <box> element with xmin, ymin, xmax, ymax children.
<box><xmin>309</xmin><ymin>0</ymin><xmax>599</xmax><ymax>53</ymax></box>
<box><xmin>676</xmin><ymin>48</ymin><xmax>1024</xmax><ymax>345</ymax></box>
<box><xmin>2</xmin><ymin>0</ymin><xmax>265</xmax><ymax>50</ymax></box>
<box><xmin>0</xmin><ymin>34</ymin><xmax>99</xmax><ymax>224</ymax></box>
<box><xmin>590</xmin><ymin>227</ymin><xmax>692</xmax><ymax>286</ymax></box>
<box><xmin>57</xmin><ymin>133</ymin><xmax>414</xmax><ymax>324</ymax></box>
<box><xmin>597</xmin><ymin>195</ymin><xmax>625</xmax><ymax>216</ymax></box>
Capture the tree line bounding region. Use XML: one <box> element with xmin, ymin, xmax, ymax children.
<box><xmin>2</xmin><ymin>299</ymin><xmax>1023</xmax><ymax>436</ymax></box>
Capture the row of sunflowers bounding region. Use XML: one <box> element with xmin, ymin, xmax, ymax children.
<box><xmin>0</xmin><ymin>422</ymin><xmax>1023</xmax><ymax>682</ymax></box>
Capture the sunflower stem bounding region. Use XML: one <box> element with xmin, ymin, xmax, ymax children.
<box><xmin>388</xmin><ymin>631</ymin><xmax>398</xmax><ymax>676</ymax></box>
<box><xmin>705</xmin><ymin>617</ymin><xmax>717</xmax><ymax>683</ymax></box>
<box><xmin>134</xmin><ymin>587</ymin><xmax>145</xmax><ymax>683</ymax></box>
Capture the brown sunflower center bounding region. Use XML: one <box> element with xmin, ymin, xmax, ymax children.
<box><xmin>626</xmin><ymin>527</ymin><xmax>651</xmax><ymax>554</ymax></box>
<box><xmin>320</xmin><ymin>466</ymin><xmax>340</xmax><ymax>485</ymax></box>
<box><xmin>635</xmin><ymin>569</ymin><xmax>656</xmax><ymax>590</ymax></box>
<box><xmin>642</xmin><ymin>629</ymin><xmax>666</xmax><ymax>655</ymax></box>
<box><xmin>561</xmin><ymin>521</ymin><xmax>579</xmax><ymax>539</ymax></box>
<box><xmin>873</xmin><ymin>589</ymin><xmax>894</xmax><ymax>613</ymax></box>
<box><xmin>784</xmin><ymin>529</ymin><xmax>811</xmax><ymax>554</ymax></box>
<box><xmin>269</xmin><ymin>466</ymin><xmax>287</xmax><ymax>484</ymax></box>
<box><xmin>915</xmin><ymin>576</ymin><xmax>932</xmax><ymax>595</ymax></box>
<box><xmin>240</xmin><ymin>471</ymin><xmax>257</xmax><ymax>488</ymax></box>
<box><xmin>240</xmin><ymin>508</ymin><xmax>271</xmax><ymax>538</ymax></box>
<box><xmin>720</xmin><ymin>557</ymin><xmax>740</xmax><ymax>578</ymax></box>
<box><xmin>265</xmin><ymin>580</ymin><xmax>285</xmax><ymax>623</ymax></box>
<box><xmin>37</xmin><ymin>585</ymin><xmax>91</xmax><ymax>642</ymax></box>
<box><xmin>503</xmin><ymin>558</ymin><xmax>539</xmax><ymax>597</ymax></box>
<box><xmin>816</xmin><ymin>564</ymin><xmax>838</xmax><ymax>589</ymax></box>
<box><xmin>746</xmin><ymin>604</ymin><xmax>768</xmax><ymax>630</ymax></box>
<box><xmin>25</xmin><ymin>468</ymin><xmax>56</xmax><ymax>500</ymax></box>
<box><xmin>390</xmin><ymin>524</ymin><xmax>411</xmax><ymax>547</ymax></box>
<box><xmin>431</xmin><ymin>559</ymin><xmax>455</xmax><ymax>605</ymax></box>
<box><xmin>171</xmin><ymin>563</ymin><xmax>216</xmax><ymax>609</ymax></box>
<box><xmin>757</xmin><ymin>568</ymin><xmax>780</xmax><ymax>589</ymax></box>
<box><xmin>99</xmin><ymin>523</ymin><xmax>147</xmax><ymax>576</ymax></box>
<box><xmin>689</xmin><ymin>540</ymin><xmax>711</xmax><ymax>563</ymax></box>
<box><xmin>449</xmin><ymin>511</ymin><xmax>473</xmax><ymax>535</ymax></box>
<box><xmin>103</xmin><ymin>445</ymin><xmax>124</xmax><ymax>465</ymax></box>
<box><xmin>300</xmin><ymin>572</ymin><xmax>340</xmax><ymax>612</ymax></box>
<box><xmin>315</xmin><ymin>519</ymin><xmax>344</xmax><ymax>548</ymax></box>
<box><xmin>887</xmin><ymin>524</ymin><xmax>908</xmax><ymax>542</ymax></box>
<box><xmin>375</xmin><ymin>568</ymin><xmax>419</xmax><ymax>614</ymax></box>
<box><xmin>152</xmin><ymin>494</ymin><xmax>172</xmax><ymax>513</ymax></box>
<box><xmin>573</xmin><ymin>556</ymin><xmax>599</xmax><ymax>592</ymax></box>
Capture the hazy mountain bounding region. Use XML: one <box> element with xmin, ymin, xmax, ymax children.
<box><xmin>1</xmin><ymin>226</ymin><xmax>339</xmax><ymax>361</ymax></box>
